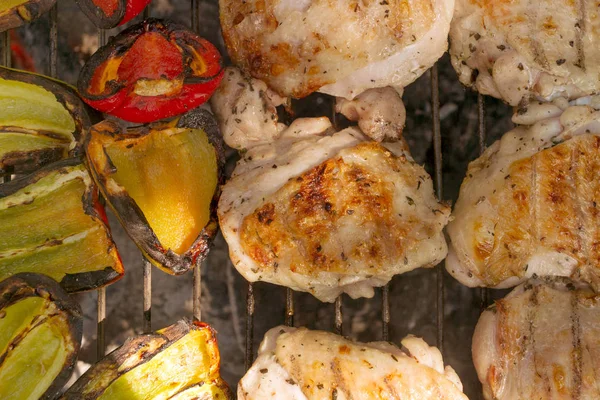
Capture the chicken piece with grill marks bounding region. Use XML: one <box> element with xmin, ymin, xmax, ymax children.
<box><xmin>219</xmin><ymin>0</ymin><xmax>454</xmax><ymax>100</ymax></box>
<box><xmin>213</xmin><ymin>68</ymin><xmax>449</xmax><ymax>302</ymax></box>
<box><xmin>450</xmin><ymin>0</ymin><xmax>600</xmax><ymax>106</ymax></box>
<box><xmin>239</xmin><ymin>326</ymin><xmax>468</xmax><ymax>400</ymax></box>
<box><xmin>473</xmin><ymin>277</ymin><xmax>600</xmax><ymax>400</ymax></box>
<box><xmin>447</xmin><ymin>97</ymin><xmax>600</xmax><ymax>289</ymax></box>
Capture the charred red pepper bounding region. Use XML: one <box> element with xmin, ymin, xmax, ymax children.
<box><xmin>75</xmin><ymin>0</ymin><xmax>151</xmax><ymax>29</ymax></box>
<box><xmin>78</xmin><ymin>19</ymin><xmax>224</xmax><ymax>123</ymax></box>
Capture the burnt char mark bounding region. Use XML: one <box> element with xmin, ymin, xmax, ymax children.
<box><xmin>291</xmin><ymin>163</ymin><xmax>330</xmax><ymax>212</ymax></box>
<box><xmin>526</xmin><ymin>285</ymin><xmax>553</xmax><ymax>395</ymax></box>
<box><xmin>575</xmin><ymin>0</ymin><xmax>587</xmax><ymax>70</ymax></box>
<box><xmin>571</xmin><ymin>293</ymin><xmax>583</xmax><ymax>399</ymax></box>
<box><xmin>531</xmin><ymin>147</ymin><xmax>539</xmax><ymax>262</ymax></box>
<box><xmin>60</xmin><ymin>267</ymin><xmax>122</xmax><ymax>293</ymax></box>
<box><xmin>0</xmin><ymin>145</ymin><xmax>68</xmax><ymax>176</ymax></box>
<box><xmin>526</xmin><ymin>4</ymin><xmax>550</xmax><ymax>69</ymax></box>
<box><xmin>256</xmin><ymin>204</ymin><xmax>275</xmax><ymax>225</ymax></box>
<box><xmin>0</xmin><ymin>158</ymin><xmax>83</xmax><ymax>198</ymax></box>
<box><xmin>571</xmin><ymin>143</ymin><xmax>589</xmax><ymax>275</ymax></box>
<box><xmin>330</xmin><ymin>357</ymin><xmax>350</xmax><ymax>399</ymax></box>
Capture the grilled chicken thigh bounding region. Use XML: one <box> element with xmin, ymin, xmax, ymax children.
<box><xmin>447</xmin><ymin>98</ymin><xmax>600</xmax><ymax>289</ymax></box>
<box><xmin>473</xmin><ymin>277</ymin><xmax>600</xmax><ymax>400</ymax></box>
<box><xmin>450</xmin><ymin>0</ymin><xmax>600</xmax><ymax>106</ymax></box>
<box><xmin>213</xmin><ymin>68</ymin><xmax>449</xmax><ymax>302</ymax></box>
<box><xmin>239</xmin><ymin>326</ymin><xmax>467</xmax><ymax>400</ymax></box>
<box><xmin>219</xmin><ymin>0</ymin><xmax>454</xmax><ymax>99</ymax></box>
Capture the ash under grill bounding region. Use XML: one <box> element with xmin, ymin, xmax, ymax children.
<box><xmin>0</xmin><ymin>1</ymin><xmax>515</xmax><ymax>398</ymax></box>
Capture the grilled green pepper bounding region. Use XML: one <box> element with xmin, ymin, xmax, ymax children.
<box><xmin>0</xmin><ymin>67</ymin><xmax>91</xmax><ymax>174</ymax></box>
<box><xmin>0</xmin><ymin>159</ymin><xmax>124</xmax><ymax>291</ymax></box>
<box><xmin>62</xmin><ymin>320</ymin><xmax>232</xmax><ymax>399</ymax></box>
<box><xmin>0</xmin><ymin>273</ymin><xmax>82</xmax><ymax>400</ymax></box>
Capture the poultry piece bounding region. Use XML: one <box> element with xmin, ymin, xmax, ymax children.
<box><xmin>213</xmin><ymin>68</ymin><xmax>449</xmax><ymax>302</ymax></box>
<box><xmin>239</xmin><ymin>326</ymin><xmax>467</xmax><ymax>400</ymax></box>
<box><xmin>450</xmin><ymin>0</ymin><xmax>600</xmax><ymax>106</ymax></box>
<box><xmin>447</xmin><ymin>97</ymin><xmax>600</xmax><ymax>289</ymax></box>
<box><xmin>219</xmin><ymin>0</ymin><xmax>454</xmax><ymax>100</ymax></box>
<box><xmin>473</xmin><ymin>277</ymin><xmax>600</xmax><ymax>399</ymax></box>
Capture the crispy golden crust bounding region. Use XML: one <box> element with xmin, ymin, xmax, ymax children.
<box><xmin>470</xmin><ymin>135</ymin><xmax>600</xmax><ymax>285</ymax></box>
<box><xmin>220</xmin><ymin>0</ymin><xmax>435</xmax><ymax>97</ymax></box>
<box><xmin>240</xmin><ymin>142</ymin><xmax>446</xmax><ymax>277</ymax></box>
<box><xmin>473</xmin><ymin>278</ymin><xmax>600</xmax><ymax>399</ymax></box>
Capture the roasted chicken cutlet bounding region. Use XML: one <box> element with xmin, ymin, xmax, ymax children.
<box><xmin>213</xmin><ymin>68</ymin><xmax>449</xmax><ymax>302</ymax></box>
<box><xmin>219</xmin><ymin>0</ymin><xmax>454</xmax><ymax>100</ymax></box>
<box><xmin>450</xmin><ymin>0</ymin><xmax>600</xmax><ymax>106</ymax></box>
<box><xmin>473</xmin><ymin>277</ymin><xmax>600</xmax><ymax>400</ymax></box>
<box><xmin>447</xmin><ymin>98</ymin><xmax>600</xmax><ymax>289</ymax></box>
<box><xmin>239</xmin><ymin>326</ymin><xmax>467</xmax><ymax>400</ymax></box>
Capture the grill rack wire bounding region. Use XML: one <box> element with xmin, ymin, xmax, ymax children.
<box><xmin>0</xmin><ymin>0</ymin><xmax>492</xmax><ymax>396</ymax></box>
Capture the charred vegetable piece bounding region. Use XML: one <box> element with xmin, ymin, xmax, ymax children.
<box><xmin>78</xmin><ymin>18</ymin><xmax>224</xmax><ymax>123</ymax></box>
<box><xmin>62</xmin><ymin>320</ymin><xmax>233</xmax><ymax>400</ymax></box>
<box><xmin>0</xmin><ymin>273</ymin><xmax>82</xmax><ymax>400</ymax></box>
<box><xmin>85</xmin><ymin>108</ymin><xmax>223</xmax><ymax>275</ymax></box>
<box><xmin>75</xmin><ymin>0</ymin><xmax>151</xmax><ymax>29</ymax></box>
<box><xmin>0</xmin><ymin>159</ymin><xmax>124</xmax><ymax>291</ymax></box>
<box><xmin>0</xmin><ymin>67</ymin><xmax>91</xmax><ymax>174</ymax></box>
<box><xmin>0</xmin><ymin>0</ymin><xmax>55</xmax><ymax>32</ymax></box>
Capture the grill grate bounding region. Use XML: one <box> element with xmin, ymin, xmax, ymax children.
<box><xmin>0</xmin><ymin>1</ymin><xmax>493</xmax><ymax>396</ymax></box>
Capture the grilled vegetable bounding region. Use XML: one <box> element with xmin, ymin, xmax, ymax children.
<box><xmin>0</xmin><ymin>0</ymin><xmax>55</xmax><ymax>32</ymax></box>
<box><xmin>0</xmin><ymin>67</ymin><xmax>91</xmax><ymax>174</ymax></box>
<box><xmin>0</xmin><ymin>159</ymin><xmax>124</xmax><ymax>291</ymax></box>
<box><xmin>62</xmin><ymin>320</ymin><xmax>233</xmax><ymax>400</ymax></box>
<box><xmin>85</xmin><ymin>108</ymin><xmax>223</xmax><ymax>275</ymax></box>
<box><xmin>75</xmin><ymin>0</ymin><xmax>151</xmax><ymax>29</ymax></box>
<box><xmin>0</xmin><ymin>273</ymin><xmax>82</xmax><ymax>400</ymax></box>
<box><xmin>78</xmin><ymin>19</ymin><xmax>224</xmax><ymax>123</ymax></box>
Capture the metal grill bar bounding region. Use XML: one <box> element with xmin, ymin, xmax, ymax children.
<box><xmin>1</xmin><ymin>32</ymin><xmax>10</xmax><ymax>203</ymax></box>
<box><xmin>49</xmin><ymin>4</ymin><xmax>57</xmax><ymax>78</ymax></box>
<box><xmin>245</xmin><ymin>283</ymin><xmax>255</xmax><ymax>370</ymax></box>
<box><xmin>137</xmin><ymin>1</ymin><xmax>153</xmax><ymax>336</ymax></box>
<box><xmin>431</xmin><ymin>64</ymin><xmax>444</xmax><ymax>353</ymax></box>
<box><xmin>382</xmin><ymin>284</ymin><xmax>390</xmax><ymax>340</ymax></box>
<box><xmin>97</xmin><ymin>27</ymin><xmax>108</xmax><ymax>361</ymax></box>
<box><xmin>0</xmin><ymin>31</ymin><xmax>9</xmax><ymax>66</ymax></box>
<box><xmin>330</xmin><ymin>100</ymin><xmax>344</xmax><ymax>336</ymax></box>
<box><xmin>97</xmin><ymin>287</ymin><xmax>106</xmax><ymax>359</ymax></box>
<box><xmin>477</xmin><ymin>94</ymin><xmax>489</xmax><ymax>313</ymax></box>
<box><xmin>142</xmin><ymin>259</ymin><xmax>152</xmax><ymax>332</ymax></box>
<box><xmin>285</xmin><ymin>288</ymin><xmax>294</xmax><ymax>326</ymax></box>
<box><xmin>193</xmin><ymin>266</ymin><xmax>202</xmax><ymax>321</ymax></box>
<box><xmin>334</xmin><ymin>296</ymin><xmax>343</xmax><ymax>335</ymax></box>
<box><xmin>190</xmin><ymin>0</ymin><xmax>204</xmax><ymax>324</ymax></box>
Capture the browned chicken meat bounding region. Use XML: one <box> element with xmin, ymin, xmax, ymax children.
<box><xmin>447</xmin><ymin>97</ymin><xmax>600</xmax><ymax>289</ymax></box>
<box><xmin>473</xmin><ymin>277</ymin><xmax>600</xmax><ymax>399</ymax></box>
<box><xmin>239</xmin><ymin>326</ymin><xmax>468</xmax><ymax>399</ymax></box>
<box><xmin>213</xmin><ymin>68</ymin><xmax>449</xmax><ymax>302</ymax></box>
<box><xmin>219</xmin><ymin>0</ymin><xmax>454</xmax><ymax>99</ymax></box>
<box><xmin>450</xmin><ymin>0</ymin><xmax>600</xmax><ymax>106</ymax></box>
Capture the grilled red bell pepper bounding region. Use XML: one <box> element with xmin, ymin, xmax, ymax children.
<box><xmin>75</xmin><ymin>0</ymin><xmax>151</xmax><ymax>29</ymax></box>
<box><xmin>78</xmin><ymin>19</ymin><xmax>224</xmax><ymax>123</ymax></box>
